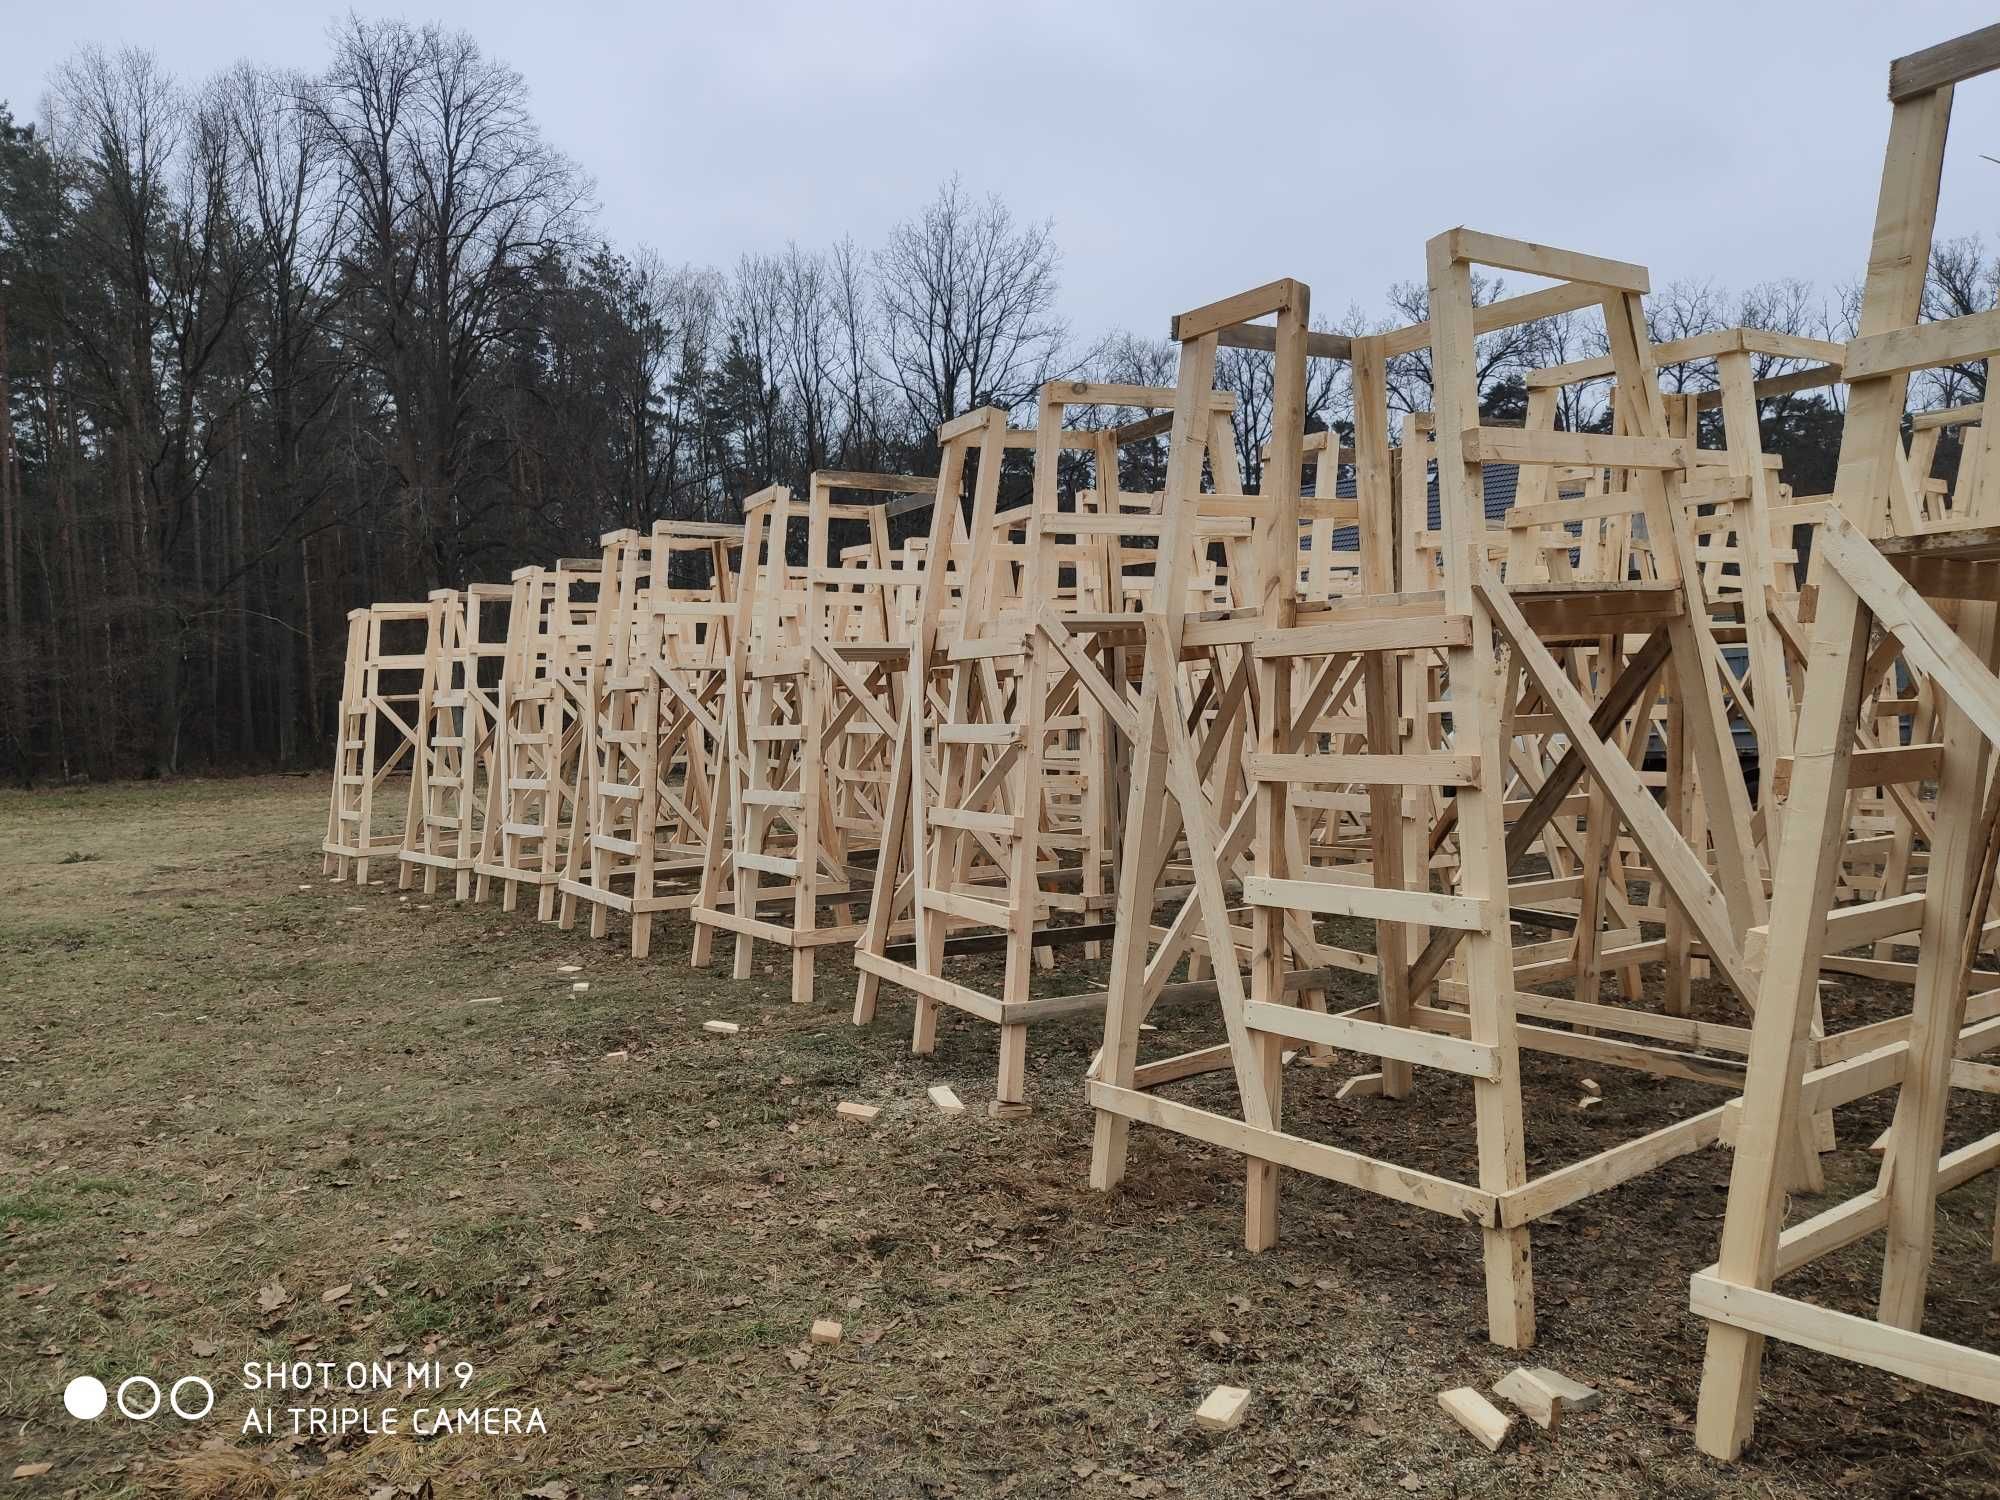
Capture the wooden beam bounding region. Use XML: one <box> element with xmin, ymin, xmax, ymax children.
<box><xmin>1890</xmin><ymin>23</ymin><xmax>2000</xmax><ymax>100</ymax></box>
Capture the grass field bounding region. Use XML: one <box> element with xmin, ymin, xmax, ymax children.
<box><xmin>1</xmin><ymin>775</ymin><xmax>1996</xmax><ymax>1497</ymax></box>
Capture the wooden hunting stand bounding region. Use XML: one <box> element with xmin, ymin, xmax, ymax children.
<box><xmin>399</xmin><ymin>584</ymin><xmax>511</xmax><ymax>899</ymax></box>
<box><xmin>849</xmin><ymin>389</ymin><xmax>1258</xmax><ymax>1111</ymax></box>
<box><xmin>1694</xmin><ymin>24</ymin><xmax>2000</xmax><ymax>1456</ymax></box>
<box><xmin>559</xmin><ymin>521</ymin><xmax>741</xmax><ymax>957</ymax></box>
<box><xmin>473</xmin><ymin>559</ymin><xmax>603</xmax><ymax>917</ymax></box>
<box><xmin>1088</xmin><ymin>240</ymin><xmax>1777</xmax><ymax>1349</ymax></box>
<box><xmin>690</xmin><ymin>473</ymin><xmax>933</xmax><ymax>1004</ymax></box>
<box><xmin>323</xmin><ymin>600</ymin><xmax>441</xmax><ymax>885</ymax></box>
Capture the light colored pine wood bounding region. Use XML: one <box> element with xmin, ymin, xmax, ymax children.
<box><xmin>1439</xmin><ymin>1386</ymin><xmax>1513</xmax><ymax>1451</ymax></box>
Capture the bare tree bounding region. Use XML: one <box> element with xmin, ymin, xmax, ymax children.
<box><xmin>774</xmin><ymin>243</ymin><xmax>836</xmax><ymax>474</ymax></box>
<box><xmin>1920</xmin><ymin>235</ymin><xmax>1995</xmax><ymax>408</ymax></box>
<box><xmin>1213</xmin><ymin>334</ymin><xmax>1346</xmax><ymax>491</ymax></box>
<box><xmin>1381</xmin><ymin>272</ymin><xmax>1530</xmax><ymax>418</ymax></box>
<box><xmin>873</xmin><ymin>176</ymin><xmax>1071</xmax><ymax>440</ymax></box>
<box><xmin>306</xmin><ymin>15</ymin><xmax>587</xmax><ymax>583</ymax></box>
<box><xmin>827</xmin><ymin>234</ymin><xmax>882</xmax><ymax>467</ymax></box>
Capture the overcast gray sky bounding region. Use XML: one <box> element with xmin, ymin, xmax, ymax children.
<box><xmin>8</xmin><ymin>1</ymin><xmax>2000</xmax><ymax>340</ymax></box>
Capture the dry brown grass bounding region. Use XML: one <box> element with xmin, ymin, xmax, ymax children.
<box><xmin>1</xmin><ymin>775</ymin><xmax>1995</xmax><ymax>1497</ymax></box>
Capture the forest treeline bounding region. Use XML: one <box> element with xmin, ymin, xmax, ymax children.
<box><xmin>0</xmin><ymin>16</ymin><xmax>1988</xmax><ymax>781</ymax></box>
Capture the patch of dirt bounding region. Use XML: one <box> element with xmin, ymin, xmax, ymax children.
<box><xmin>0</xmin><ymin>775</ymin><xmax>1994</xmax><ymax>1497</ymax></box>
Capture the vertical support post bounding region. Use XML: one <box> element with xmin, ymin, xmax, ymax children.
<box><xmin>1426</xmin><ymin>233</ymin><xmax>1535</xmax><ymax>1348</ymax></box>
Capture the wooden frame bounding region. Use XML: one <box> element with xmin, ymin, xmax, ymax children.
<box><xmin>473</xmin><ymin>560</ymin><xmax>603</xmax><ymax>917</ymax></box>
<box><xmin>398</xmin><ymin>584</ymin><xmax>511</xmax><ymax>899</ymax></box>
<box><xmin>1089</xmin><ymin>240</ymin><xmax>1778</xmax><ymax>1351</ymax></box>
<box><xmin>558</xmin><ymin>522</ymin><xmax>741</xmax><ymax>957</ymax></box>
<box><xmin>1694</xmin><ymin>28</ymin><xmax>2000</xmax><ymax>1456</ymax></box>
<box><xmin>691</xmin><ymin>473</ymin><xmax>932</xmax><ymax>1003</ymax></box>
<box><xmin>323</xmin><ymin>600</ymin><xmax>441</xmax><ymax>885</ymax></box>
<box><xmin>850</xmin><ymin>391</ymin><xmax>1241</xmax><ymax>1110</ymax></box>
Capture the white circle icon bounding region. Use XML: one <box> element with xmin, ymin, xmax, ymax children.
<box><xmin>63</xmin><ymin>1376</ymin><xmax>108</xmax><ymax>1420</ymax></box>
<box><xmin>117</xmin><ymin>1376</ymin><xmax>162</xmax><ymax>1421</ymax></box>
<box><xmin>170</xmin><ymin>1376</ymin><xmax>215</xmax><ymax>1421</ymax></box>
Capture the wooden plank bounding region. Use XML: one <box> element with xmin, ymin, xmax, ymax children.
<box><xmin>1214</xmin><ymin>322</ymin><xmax>1353</xmax><ymax>362</ymax></box>
<box><xmin>1843</xmin><ymin>308</ymin><xmax>2000</xmax><ymax>381</ymax></box>
<box><xmin>1746</xmin><ymin>891</ymin><xmax>1927</xmax><ymax>967</ymax></box>
<box><xmin>1439</xmin><ymin>1387</ymin><xmax>1514</xmax><ymax>1451</ymax></box>
<box><xmin>854</xmin><ymin>949</ymin><xmax>1007</xmax><ymax>1024</ymax></box>
<box><xmin>1088</xmin><ymin>1080</ymin><xmax>1498</xmax><ymax>1224</ymax></box>
<box><xmin>1768</xmin><ymin>742</ymin><xmax>1941</xmax><ymax>798</ymax></box>
<box><xmin>1497</xmin><ymin>1107</ymin><xmax>1724</xmax><ymax>1226</ymax></box>
<box><xmin>1244</xmin><ymin>752</ymin><xmax>1479</xmax><ymax>786</ymax></box>
<box><xmin>1890</xmin><ymin>23</ymin><xmax>2000</xmax><ymax>99</ymax></box>
<box><xmin>1442</xmin><ymin>229</ymin><xmax>1649</xmax><ymax>293</ymax></box>
<box><xmin>1690</xmin><ymin>1275</ymin><xmax>2000</xmax><ymax>1404</ymax></box>
<box><xmin>1242</xmin><ymin>874</ymin><xmax>1487</xmax><ymax>931</ymax></box>
<box><xmin>1493</xmin><ymin>1368</ymin><xmax>1563</xmax><ymax>1430</ymax></box>
<box><xmin>1193</xmin><ymin>1385</ymin><xmax>1252</xmax><ymax>1432</ymax></box>
<box><xmin>1381</xmin><ymin>279</ymin><xmax>1605</xmax><ymax>359</ymax></box>
<box><xmin>1462</xmin><ymin>427</ymin><xmax>1688</xmax><ymax>471</ymax></box>
<box><xmin>1243</xmin><ymin>999</ymin><xmax>1501</xmax><ymax>1079</ymax></box>
<box><xmin>1252</xmin><ymin>613</ymin><xmax>1472</xmax><ymax>657</ymax></box>
<box><xmin>1170</xmin><ymin>279</ymin><xmax>1302</xmax><ymax>342</ymax></box>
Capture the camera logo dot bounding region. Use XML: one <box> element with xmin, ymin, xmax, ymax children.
<box><xmin>69</xmin><ymin>1373</ymin><xmax>216</xmax><ymax>1423</ymax></box>
<box><xmin>63</xmin><ymin>1376</ymin><xmax>108</xmax><ymax>1421</ymax></box>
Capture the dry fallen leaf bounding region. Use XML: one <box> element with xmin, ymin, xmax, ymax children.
<box><xmin>12</xmin><ymin>1463</ymin><xmax>53</xmax><ymax>1479</ymax></box>
<box><xmin>256</xmin><ymin>1280</ymin><xmax>292</xmax><ymax>1313</ymax></box>
<box><xmin>191</xmin><ymin>1338</ymin><xmax>220</xmax><ymax>1357</ymax></box>
<box><xmin>321</xmin><ymin>1283</ymin><xmax>353</xmax><ymax>1303</ymax></box>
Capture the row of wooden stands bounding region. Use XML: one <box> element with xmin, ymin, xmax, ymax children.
<box><xmin>313</xmin><ymin>28</ymin><xmax>2000</xmax><ymax>1452</ymax></box>
<box><xmin>1693</xmin><ymin>23</ymin><xmax>2000</xmax><ymax>1459</ymax></box>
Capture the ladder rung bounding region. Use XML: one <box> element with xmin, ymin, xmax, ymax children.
<box><xmin>936</xmin><ymin>724</ymin><xmax>1020</xmax><ymax>745</ymax></box>
<box><xmin>927</xmin><ymin>806</ymin><xmax>1022</xmax><ymax>836</ymax></box>
<box><xmin>1246</xmin><ymin>752</ymin><xmax>1479</xmax><ymax>787</ymax></box>
<box><xmin>1240</xmin><ymin>875</ymin><xmax>1487</xmax><ymax>932</ymax></box>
